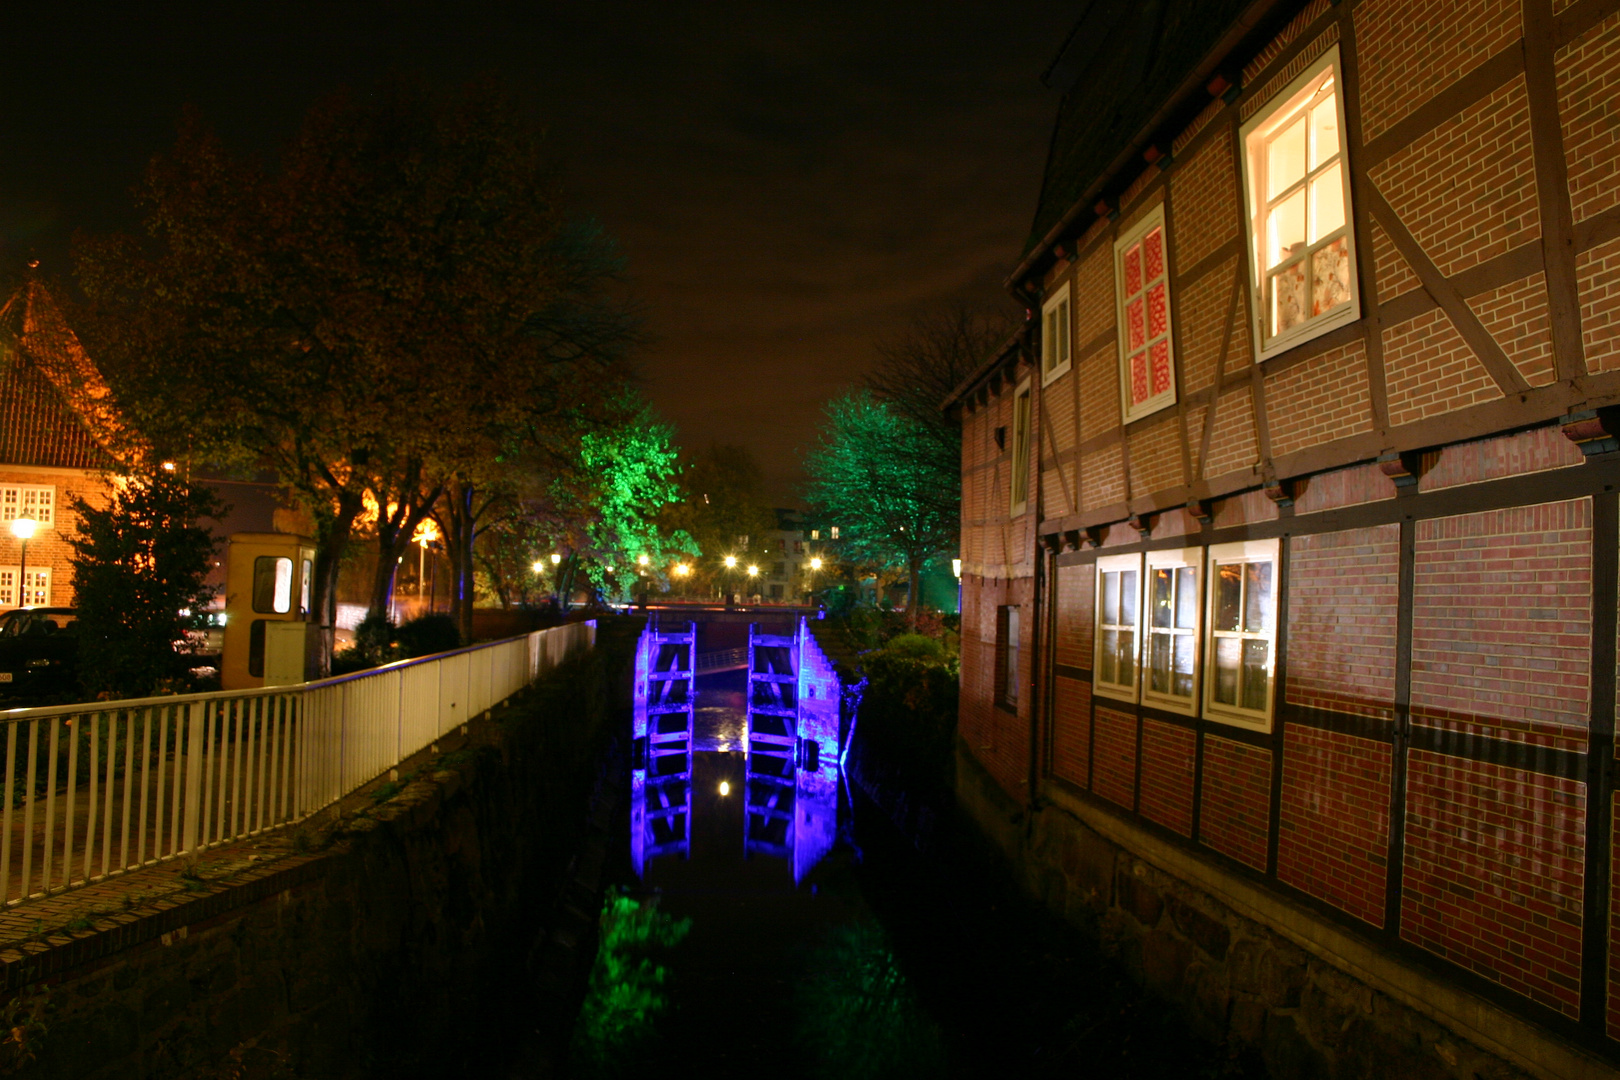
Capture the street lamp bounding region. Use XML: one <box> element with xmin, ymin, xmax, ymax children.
<box><xmin>637</xmin><ymin>553</ymin><xmax>650</xmax><ymax>567</ymax></box>
<box><xmin>806</xmin><ymin>555</ymin><xmax>823</xmax><ymax>605</ymax></box>
<box><xmin>550</xmin><ymin>552</ymin><xmax>562</xmax><ymax>566</ymax></box>
<box><xmin>9</xmin><ymin>517</ymin><xmax>37</xmax><ymax>609</ymax></box>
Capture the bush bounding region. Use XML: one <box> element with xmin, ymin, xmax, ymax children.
<box><xmin>394</xmin><ymin>613</ymin><xmax>460</xmax><ymax>658</ymax></box>
<box><xmin>855</xmin><ymin>639</ymin><xmax>959</xmax><ymax>793</ymax></box>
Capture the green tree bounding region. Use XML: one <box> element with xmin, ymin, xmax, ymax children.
<box><xmin>803</xmin><ymin>392</ymin><xmax>957</xmax><ymax>630</ymax></box>
<box><xmin>68</xmin><ymin>466</ymin><xmax>225</xmax><ymax>699</ymax></box>
<box><xmin>549</xmin><ymin>396</ymin><xmax>696</xmax><ymax>605</ymax></box>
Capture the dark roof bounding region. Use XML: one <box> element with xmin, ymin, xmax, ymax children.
<box><xmin>1023</xmin><ymin>0</ymin><xmax>1276</xmax><ymax>261</ymax></box>
<box><xmin>0</xmin><ymin>280</ymin><xmax>122</xmax><ymax>471</ymax></box>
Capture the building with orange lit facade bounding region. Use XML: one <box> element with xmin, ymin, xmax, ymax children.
<box><xmin>0</xmin><ymin>278</ymin><xmax>122</xmax><ymax>611</ymax></box>
<box><xmin>947</xmin><ymin>0</ymin><xmax>1620</xmax><ymax>1074</ymax></box>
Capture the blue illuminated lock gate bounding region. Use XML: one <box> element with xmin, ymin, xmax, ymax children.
<box><xmin>630</xmin><ymin>618</ymin><xmax>695</xmax><ymax>876</ymax></box>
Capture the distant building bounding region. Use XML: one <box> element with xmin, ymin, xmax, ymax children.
<box><xmin>0</xmin><ymin>279</ymin><xmax>124</xmax><ymax>610</ymax></box>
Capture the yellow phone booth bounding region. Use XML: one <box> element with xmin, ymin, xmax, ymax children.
<box><xmin>222</xmin><ymin>533</ymin><xmax>317</xmax><ymax>690</ymax></box>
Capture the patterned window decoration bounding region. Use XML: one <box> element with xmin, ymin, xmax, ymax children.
<box><xmin>0</xmin><ymin>486</ymin><xmax>54</xmax><ymax>528</ymax></box>
<box><xmin>1204</xmin><ymin>539</ymin><xmax>1280</xmax><ymax>731</ymax></box>
<box><xmin>1115</xmin><ymin>205</ymin><xmax>1176</xmax><ymax>421</ymax></box>
<box><xmin>1041</xmin><ymin>282</ymin><xmax>1072</xmax><ymax>385</ymax></box>
<box><xmin>0</xmin><ymin>568</ymin><xmax>50</xmax><ymax>609</ymax></box>
<box><xmin>1241</xmin><ymin>45</ymin><xmax>1359</xmax><ymax>360</ymax></box>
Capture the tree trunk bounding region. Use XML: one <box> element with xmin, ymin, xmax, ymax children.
<box><xmin>310</xmin><ymin>487</ymin><xmax>364</xmax><ymax>676</ymax></box>
<box><xmin>906</xmin><ymin>554</ymin><xmax>921</xmax><ymax>632</ymax></box>
<box><xmin>365</xmin><ymin>463</ymin><xmax>440</xmax><ymax>624</ymax></box>
<box><xmin>439</xmin><ymin>480</ymin><xmax>478</xmax><ymax>645</ymax></box>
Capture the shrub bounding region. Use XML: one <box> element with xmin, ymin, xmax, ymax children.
<box><xmin>795</xmin><ymin>922</ymin><xmax>946</xmax><ymax>1079</ymax></box>
<box><xmin>394</xmin><ymin>613</ymin><xmax>460</xmax><ymax>658</ymax></box>
<box><xmin>569</xmin><ymin>892</ymin><xmax>691</xmax><ymax>1077</ymax></box>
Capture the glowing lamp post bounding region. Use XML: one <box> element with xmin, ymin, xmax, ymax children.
<box><xmin>9</xmin><ymin>517</ymin><xmax>37</xmax><ymax>609</ymax></box>
<box><xmin>807</xmin><ymin>555</ymin><xmax>822</xmax><ymax>605</ymax></box>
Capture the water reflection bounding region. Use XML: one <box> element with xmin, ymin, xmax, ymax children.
<box><xmin>633</xmin><ymin>667</ymin><xmax>844</xmax><ymax>884</ymax></box>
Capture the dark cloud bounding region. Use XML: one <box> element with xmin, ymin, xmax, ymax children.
<box><xmin>2</xmin><ymin>1</ymin><xmax>1077</xmax><ymax>501</ymax></box>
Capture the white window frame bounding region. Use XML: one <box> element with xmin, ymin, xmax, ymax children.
<box><xmin>1203</xmin><ymin>538</ymin><xmax>1281</xmax><ymax>731</ymax></box>
<box><xmin>998</xmin><ymin>605</ymin><xmax>1021</xmax><ymax>706</ymax></box>
<box><xmin>0</xmin><ymin>485</ymin><xmax>55</xmax><ymax>528</ymax></box>
<box><xmin>1115</xmin><ymin>204</ymin><xmax>1178</xmax><ymax>422</ymax></box>
<box><xmin>1093</xmin><ymin>552</ymin><xmax>1144</xmax><ymax>703</ymax></box>
<box><xmin>1142</xmin><ymin>547</ymin><xmax>1204</xmax><ymax>716</ymax></box>
<box><xmin>1239</xmin><ymin>45</ymin><xmax>1359</xmax><ymax>361</ymax></box>
<box><xmin>1041</xmin><ymin>281</ymin><xmax>1072</xmax><ymax>385</ymax></box>
<box><xmin>0</xmin><ymin>567</ymin><xmax>51</xmax><ymax>609</ymax></box>
<box><xmin>1009</xmin><ymin>378</ymin><xmax>1033</xmax><ymax>517</ymax></box>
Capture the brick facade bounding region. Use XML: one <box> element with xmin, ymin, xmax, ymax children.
<box><xmin>951</xmin><ymin>0</ymin><xmax>1620</xmax><ymax>1070</ymax></box>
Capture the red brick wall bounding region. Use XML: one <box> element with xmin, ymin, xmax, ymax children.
<box><xmin>1402</xmin><ymin>751</ymin><xmax>1585</xmax><ymax>1018</ymax></box>
<box><xmin>1263</xmin><ymin>340</ymin><xmax>1375</xmax><ymax>458</ymax></box>
<box><xmin>1411</xmin><ymin>499</ymin><xmax>1592</xmax><ymax>747</ymax></box>
<box><xmin>1278</xmin><ymin>725</ymin><xmax>1391</xmax><ymax>927</ymax></box>
<box><xmin>1292</xmin><ymin>462</ymin><xmax>1397</xmax><ymax>515</ymax></box>
<box><xmin>1051</xmin><ymin>675</ymin><xmax>1091</xmax><ymax>791</ymax></box>
<box><xmin>0</xmin><ymin>468</ymin><xmax>111</xmax><ymax>610</ymax></box>
<box><xmin>1354</xmin><ymin>0</ymin><xmax>1522</xmax><ymax>144</ymax></box>
<box><xmin>1286</xmin><ymin>525</ymin><xmax>1401</xmax><ymax>720</ymax></box>
<box><xmin>1139</xmin><ymin>719</ymin><xmax>1195</xmax><ymax>836</ymax></box>
<box><xmin>1556</xmin><ymin>10</ymin><xmax>1620</xmax><ymax>226</ymax></box>
<box><xmin>1199</xmin><ymin>735</ymin><xmax>1272</xmax><ymax>871</ymax></box>
<box><xmin>1053</xmin><ymin>563</ymin><xmax>1092</xmax><ymax>670</ymax></box>
<box><xmin>1416</xmin><ymin>425</ymin><xmax>1584</xmax><ymax>492</ymax></box>
<box><xmin>1093</xmin><ymin>706</ymin><xmax>1137</xmax><ymax>810</ymax></box>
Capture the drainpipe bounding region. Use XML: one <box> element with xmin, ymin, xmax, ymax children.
<box><xmin>1023</xmin><ymin>333</ymin><xmax>1044</xmax><ymax>836</ymax></box>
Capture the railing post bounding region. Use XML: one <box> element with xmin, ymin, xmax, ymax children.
<box><xmin>182</xmin><ymin>701</ymin><xmax>204</xmax><ymax>855</ymax></box>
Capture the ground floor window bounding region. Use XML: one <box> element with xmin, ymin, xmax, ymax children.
<box><xmin>1143</xmin><ymin>547</ymin><xmax>1202</xmax><ymax>714</ymax></box>
<box><xmin>997</xmin><ymin>605</ymin><xmax>1021</xmax><ymax>706</ymax></box>
<box><xmin>1204</xmin><ymin>539</ymin><xmax>1279</xmax><ymax>730</ymax></box>
<box><xmin>0</xmin><ymin>567</ymin><xmax>50</xmax><ymax>608</ymax></box>
<box><xmin>1094</xmin><ymin>554</ymin><xmax>1142</xmax><ymax>701</ymax></box>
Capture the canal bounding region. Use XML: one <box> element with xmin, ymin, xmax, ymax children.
<box><xmin>559</xmin><ymin>665</ymin><xmax>1270</xmax><ymax>1080</ymax></box>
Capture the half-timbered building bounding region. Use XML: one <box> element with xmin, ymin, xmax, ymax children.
<box><xmin>948</xmin><ymin>0</ymin><xmax>1620</xmax><ymax>1074</ymax></box>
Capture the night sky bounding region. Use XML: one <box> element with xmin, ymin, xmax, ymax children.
<box><xmin>4</xmin><ymin>3</ymin><xmax>1079</xmax><ymax>502</ymax></box>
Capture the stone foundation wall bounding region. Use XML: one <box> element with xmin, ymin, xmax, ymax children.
<box><xmin>9</xmin><ymin>640</ymin><xmax>623</xmax><ymax>1080</ymax></box>
<box><xmin>955</xmin><ymin>740</ymin><xmax>1617</xmax><ymax>1080</ymax></box>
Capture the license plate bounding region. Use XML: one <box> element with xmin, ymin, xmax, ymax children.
<box><xmin>0</xmin><ymin>673</ymin><xmax>11</xmax><ymax>683</ymax></box>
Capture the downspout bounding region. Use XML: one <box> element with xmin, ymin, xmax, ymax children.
<box><xmin>1023</xmin><ymin>333</ymin><xmax>1045</xmax><ymax>833</ymax></box>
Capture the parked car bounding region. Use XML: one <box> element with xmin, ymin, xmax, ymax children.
<box><xmin>0</xmin><ymin>608</ymin><xmax>79</xmax><ymax>706</ymax></box>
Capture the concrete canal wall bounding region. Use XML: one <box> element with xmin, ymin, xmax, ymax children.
<box><xmin>5</xmin><ymin>641</ymin><xmax>622</xmax><ymax>1080</ymax></box>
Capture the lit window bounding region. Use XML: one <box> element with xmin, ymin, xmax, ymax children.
<box><xmin>1041</xmin><ymin>282</ymin><xmax>1072</xmax><ymax>385</ymax></box>
<box><xmin>1115</xmin><ymin>205</ymin><xmax>1177</xmax><ymax>421</ymax></box>
<box><xmin>810</xmin><ymin>529</ymin><xmax>820</xmax><ymax>540</ymax></box>
<box><xmin>830</xmin><ymin>526</ymin><xmax>840</xmax><ymax>540</ymax></box>
<box><xmin>1204</xmin><ymin>539</ymin><xmax>1280</xmax><ymax>730</ymax></box>
<box><xmin>1009</xmin><ymin>379</ymin><xmax>1032</xmax><ymax>516</ymax></box>
<box><xmin>0</xmin><ymin>568</ymin><xmax>50</xmax><ymax>608</ymax></box>
<box><xmin>0</xmin><ymin>486</ymin><xmax>54</xmax><ymax>527</ymax></box>
<box><xmin>1142</xmin><ymin>548</ymin><xmax>1202</xmax><ymax>715</ymax></box>
<box><xmin>1240</xmin><ymin>45</ymin><xmax>1358</xmax><ymax>359</ymax></box>
<box><xmin>252</xmin><ymin>556</ymin><xmax>293</xmax><ymax>614</ymax></box>
<box><xmin>1094</xmin><ymin>553</ymin><xmax>1142</xmax><ymax>702</ymax></box>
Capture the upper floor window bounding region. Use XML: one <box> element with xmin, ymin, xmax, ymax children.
<box><xmin>0</xmin><ymin>486</ymin><xmax>54</xmax><ymax>528</ymax></box>
<box><xmin>829</xmin><ymin>526</ymin><xmax>840</xmax><ymax>540</ymax></box>
<box><xmin>1041</xmin><ymin>283</ymin><xmax>1072</xmax><ymax>385</ymax></box>
<box><xmin>1115</xmin><ymin>205</ymin><xmax>1177</xmax><ymax>421</ymax></box>
<box><xmin>1009</xmin><ymin>379</ymin><xmax>1032</xmax><ymax>517</ymax></box>
<box><xmin>1204</xmin><ymin>539</ymin><xmax>1280</xmax><ymax>731</ymax></box>
<box><xmin>1241</xmin><ymin>45</ymin><xmax>1358</xmax><ymax>360</ymax></box>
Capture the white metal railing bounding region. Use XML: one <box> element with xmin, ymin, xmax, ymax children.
<box><xmin>0</xmin><ymin>619</ymin><xmax>594</xmax><ymax>908</ymax></box>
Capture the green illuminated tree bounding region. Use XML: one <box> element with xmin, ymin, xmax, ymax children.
<box><xmin>803</xmin><ymin>391</ymin><xmax>958</xmax><ymax>630</ymax></box>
